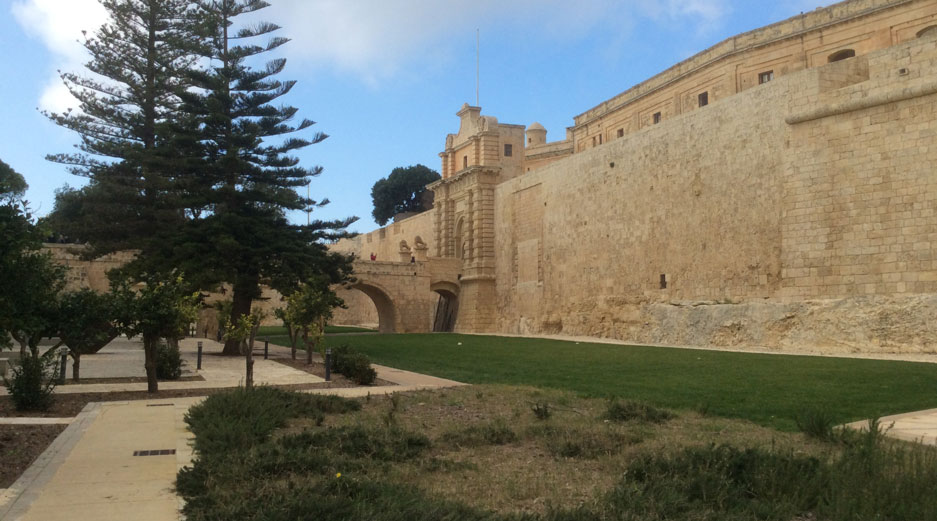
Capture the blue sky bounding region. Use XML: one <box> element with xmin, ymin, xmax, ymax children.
<box><xmin>1</xmin><ymin>0</ymin><xmax>819</xmax><ymax>233</ymax></box>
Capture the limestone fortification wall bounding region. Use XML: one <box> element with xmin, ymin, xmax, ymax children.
<box><xmin>570</xmin><ymin>0</ymin><xmax>937</xmax><ymax>152</ymax></box>
<box><xmin>492</xmin><ymin>34</ymin><xmax>937</xmax><ymax>354</ymax></box>
<box><xmin>333</xmin><ymin>210</ymin><xmax>434</xmax><ymax>262</ymax></box>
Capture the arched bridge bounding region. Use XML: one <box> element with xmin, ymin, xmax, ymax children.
<box><xmin>343</xmin><ymin>258</ymin><xmax>461</xmax><ymax>333</ymax></box>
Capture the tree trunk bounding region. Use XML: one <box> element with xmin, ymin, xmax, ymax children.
<box><xmin>72</xmin><ymin>353</ymin><xmax>80</xmax><ymax>382</ymax></box>
<box><xmin>288</xmin><ymin>324</ymin><xmax>297</xmax><ymax>360</ymax></box>
<box><xmin>306</xmin><ymin>334</ymin><xmax>314</xmax><ymax>365</ymax></box>
<box><xmin>245</xmin><ymin>322</ymin><xmax>257</xmax><ymax>389</ymax></box>
<box><xmin>222</xmin><ymin>282</ymin><xmax>254</xmax><ymax>355</ymax></box>
<box><xmin>143</xmin><ymin>334</ymin><xmax>159</xmax><ymax>393</ymax></box>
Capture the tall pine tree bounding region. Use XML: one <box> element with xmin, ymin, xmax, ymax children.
<box><xmin>45</xmin><ymin>0</ymin><xmax>199</xmax><ymax>392</ymax></box>
<box><xmin>183</xmin><ymin>0</ymin><xmax>354</xmax><ymax>355</ymax></box>
<box><xmin>44</xmin><ymin>0</ymin><xmax>196</xmax><ymax>266</ymax></box>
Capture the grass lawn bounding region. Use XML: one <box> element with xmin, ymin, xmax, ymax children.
<box><xmin>256</xmin><ymin>324</ymin><xmax>375</xmax><ymax>339</ymax></box>
<box><xmin>266</xmin><ymin>333</ymin><xmax>937</xmax><ymax>431</ymax></box>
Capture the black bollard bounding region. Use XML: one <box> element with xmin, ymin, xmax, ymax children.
<box><xmin>264</xmin><ymin>338</ymin><xmax>269</xmax><ymax>360</ymax></box>
<box><xmin>197</xmin><ymin>341</ymin><xmax>203</xmax><ymax>370</ymax></box>
<box><xmin>59</xmin><ymin>351</ymin><xmax>67</xmax><ymax>384</ymax></box>
<box><xmin>325</xmin><ymin>348</ymin><xmax>331</xmax><ymax>382</ymax></box>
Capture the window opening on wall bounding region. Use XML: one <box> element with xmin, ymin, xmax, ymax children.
<box><xmin>528</xmin><ymin>137</ymin><xmax>532</xmax><ymax>144</ymax></box>
<box><xmin>598</xmin><ymin>134</ymin><xmax>603</xmax><ymax>145</ymax></box>
<box><xmin>828</xmin><ymin>49</ymin><xmax>855</xmax><ymax>62</ymax></box>
<box><xmin>659</xmin><ymin>274</ymin><xmax>667</xmax><ymax>289</ymax></box>
<box><xmin>758</xmin><ymin>70</ymin><xmax>774</xmax><ymax>84</ymax></box>
<box><xmin>698</xmin><ymin>91</ymin><xmax>708</xmax><ymax>107</ymax></box>
<box><xmin>653</xmin><ymin>112</ymin><xmax>661</xmax><ymax>124</ymax></box>
<box><xmin>918</xmin><ymin>26</ymin><xmax>937</xmax><ymax>38</ymax></box>
<box><xmin>504</xmin><ymin>143</ymin><xmax>513</xmax><ymax>157</ymax></box>
<box><xmin>463</xmin><ymin>156</ymin><xmax>468</xmax><ymax>169</ymax></box>
<box><xmin>617</xmin><ymin>128</ymin><xmax>624</xmax><ymax>138</ymax></box>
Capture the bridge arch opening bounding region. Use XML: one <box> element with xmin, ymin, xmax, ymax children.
<box><xmin>348</xmin><ymin>282</ymin><xmax>397</xmax><ymax>333</ymax></box>
<box><xmin>431</xmin><ymin>281</ymin><xmax>460</xmax><ymax>332</ymax></box>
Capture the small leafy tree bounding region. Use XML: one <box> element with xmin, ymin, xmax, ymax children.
<box><xmin>282</xmin><ymin>277</ymin><xmax>344</xmax><ymax>365</ymax></box>
<box><xmin>3</xmin><ymin>351</ymin><xmax>60</xmax><ymax>411</ymax></box>
<box><xmin>371</xmin><ymin>164</ymin><xmax>441</xmax><ymax>226</ymax></box>
<box><xmin>223</xmin><ymin>312</ymin><xmax>261</xmax><ymax>389</ymax></box>
<box><xmin>57</xmin><ymin>289</ymin><xmax>120</xmax><ymax>381</ymax></box>
<box><xmin>114</xmin><ymin>273</ymin><xmax>199</xmax><ymax>393</ymax></box>
<box><xmin>273</xmin><ymin>306</ymin><xmax>300</xmax><ymax>360</ymax></box>
<box><xmin>0</xmin><ymin>198</ymin><xmax>67</xmax><ymax>357</ymax></box>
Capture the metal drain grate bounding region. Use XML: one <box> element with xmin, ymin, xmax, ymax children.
<box><xmin>133</xmin><ymin>449</ymin><xmax>176</xmax><ymax>457</ymax></box>
<box><xmin>146</xmin><ymin>403</ymin><xmax>174</xmax><ymax>407</ymax></box>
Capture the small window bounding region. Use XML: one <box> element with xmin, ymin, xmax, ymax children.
<box><xmin>598</xmin><ymin>135</ymin><xmax>603</xmax><ymax>145</ymax></box>
<box><xmin>653</xmin><ymin>112</ymin><xmax>661</xmax><ymax>124</ymax></box>
<box><xmin>463</xmin><ymin>156</ymin><xmax>468</xmax><ymax>168</ymax></box>
<box><xmin>698</xmin><ymin>92</ymin><xmax>708</xmax><ymax>107</ymax></box>
<box><xmin>660</xmin><ymin>274</ymin><xmax>668</xmax><ymax>290</ymax></box>
<box><xmin>528</xmin><ymin>137</ymin><xmax>532</xmax><ymax>144</ymax></box>
<box><xmin>758</xmin><ymin>70</ymin><xmax>774</xmax><ymax>84</ymax></box>
<box><xmin>917</xmin><ymin>26</ymin><xmax>937</xmax><ymax>38</ymax></box>
<box><xmin>828</xmin><ymin>49</ymin><xmax>855</xmax><ymax>62</ymax></box>
<box><xmin>504</xmin><ymin>143</ymin><xmax>513</xmax><ymax>157</ymax></box>
<box><xmin>617</xmin><ymin>128</ymin><xmax>624</xmax><ymax>138</ymax></box>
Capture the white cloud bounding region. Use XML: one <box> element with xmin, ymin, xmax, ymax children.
<box><xmin>265</xmin><ymin>0</ymin><xmax>732</xmax><ymax>82</ymax></box>
<box><xmin>12</xmin><ymin>0</ymin><xmax>732</xmax><ymax>96</ymax></box>
<box><xmin>12</xmin><ymin>0</ymin><xmax>108</xmax><ymax>112</ymax></box>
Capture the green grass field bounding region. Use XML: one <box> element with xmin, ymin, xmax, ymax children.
<box><xmin>256</xmin><ymin>324</ymin><xmax>375</xmax><ymax>339</ymax></box>
<box><xmin>262</xmin><ymin>333</ymin><xmax>937</xmax><ymax>431</ymax></box>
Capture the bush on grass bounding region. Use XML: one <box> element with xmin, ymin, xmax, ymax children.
<box><xmin>329</xmin><ymin>344</ymin><xmax>377</xmax><ymax>385</ymax></box>
<box><xmin>156</xmin><ymin>341</ymin><xmax>184</xmax><ymax>380</ymax></box>
<box><xmin>796</xmin><ymin>408</ymin><xmax>838</xmax><ymax>442</ymax></box>
<box><xmin>3</xmin><ymin>351</ymin><xmax>59</xmax><ymax>411</ymax></box>
<box><xmin>602</xmin><ymin>399</ymin><xmax>674</xmax><ymax>424</ymax></box>
<box><xmin>440</xmin><ymin>419</ymin><xmax>517</xmax><ymax>448</ymax></box>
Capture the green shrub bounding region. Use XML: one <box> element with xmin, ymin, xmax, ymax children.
<box><xmin>329</xmin><ymin>343</ymin><xmax>354</xmax><ymax>373</ymax></box>
<box><xmin>3</xmin><ymin>351</ymin><xmax>59</xmax><ymax>411</ymax></box>
<box><xmin>602</xmin><ymin>399</ymin><xmax>674</xmax><ymax>423</ymax></box>
<box><xmin>344</xmin><ymin>352</ymin><xmax>377</xmax><ymax>385</ymax></box>
<box><xmin>796</xmin><ymin>408</ymin><xmax>837</xmax><ymax>442</ymax></box>
<box><xmin>328</xmin><ymin>344</ymin><xmax>377</xmax><ymax>384</ymax></box>
<box><xmin>531</xmin><ymin>401</ymin><xmax>552</xmax><ymax>420</ymax></box>
<box><xmin>183</xmin><ymin>387</ymin><xmax>360</xmax><ymax>455</ymax></box>
<box><xmin>156</xmin><ymin>341</ymin><xmax>184</xmax><ymax>380</ymax></box>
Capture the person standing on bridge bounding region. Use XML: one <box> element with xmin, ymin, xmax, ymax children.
<box><xmin>370</xmin><ymin>252</ymin><xmax>376</xmax><ymax>261</ymax></box>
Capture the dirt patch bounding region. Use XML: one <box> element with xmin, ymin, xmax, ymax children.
<box><xmin>0</xmin><ymin>424</ymin><xmax>66</xmax><ymax>488</ymax></box>
<box><xmin>272</xmin><ymin>357</ymin><xmax>396</xmax><ymax>387</ymax></box>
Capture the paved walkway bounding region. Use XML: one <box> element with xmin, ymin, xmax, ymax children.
<box><xmin>845</xmin><ymin>407</ymin><xmax>937</xmax><ymax>446</ymax></box>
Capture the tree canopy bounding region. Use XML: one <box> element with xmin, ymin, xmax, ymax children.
<box><xmin>0</xmin><ymin>159</ymin><xmax>27</xmax><ymax>205</ymax></box>
<box><xmin>370</xmin><ymin>164</ymin><xmax>440</xmax><ymax>226</ymax></box>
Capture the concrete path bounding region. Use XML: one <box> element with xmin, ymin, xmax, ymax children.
<box><xmin>0</xmin><ymin>337</ymin><xmax>323</xmax><ymax>396</ymax></box>
<box><xmin>0</xmin><ymin>352</ymin><xmax>464</xmax><ymax>521</ymax></box>
<box><xmin>845</xmin><ymin>408</ymin><xmax>937</xmax><ymax>446</ymax></box>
